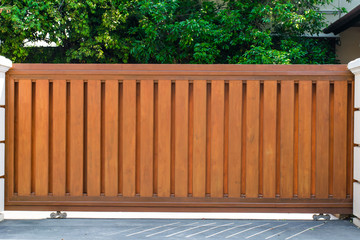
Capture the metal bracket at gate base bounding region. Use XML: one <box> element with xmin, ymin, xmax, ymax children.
<box><xmin>313</xmin><ymin>213</ymin><xmax>331</xmax><ymax>221</ymax></box>
<box><xmin>50</xmin><ymin>211</ymin><xmax>67</xmax><ymax>219</ymax></box>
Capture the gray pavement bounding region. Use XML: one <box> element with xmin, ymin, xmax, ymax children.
<box><xmin>0</xmin><ymin>218</ymin><xmax>360</xmax><ymax>239</ymax></box>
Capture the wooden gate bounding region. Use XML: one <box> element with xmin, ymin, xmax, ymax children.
<box><xmin>4</xmin><ymin>64</ymin><xmax>354</xmax><ymax>213</ymax></box>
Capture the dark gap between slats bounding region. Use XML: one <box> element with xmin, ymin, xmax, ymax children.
<box><xmin>48</xmin><ymin>82</ymin><xmax>53</xmax><ymax>195</ymax></box>
<box><xmin>311</xmin><ymin>83</ymin><xmax>316</xmax><ymax>198</ymax></box>
<box><xmin>14</xmin><ymin>82</ymin><xmax>19</xmax><ymax>195</ymax></box>
<box><xmin>31</xmin><ymin>82</ymin><xmax>36</xmax><ymax>195</ymax></box>
<box><xmin>206</xmin><ymin>82</ymin><xmax>211</xmax><ymax>196</ymax></box>
<box><xmin>293</xmin><ymin>82</ymin><xmax>299</xmax><ymax>198</ymax></box>
<box><xmin>275</xmin><ymin>82</ymin><xmax>281</xmax><ymax>198</ymax></box>
<box><xmin>223</xmin><ymin>82</ymin><xmax>229</xmax><ymax>197</ymax></box>
<box><xmin>241</xmin><ymin>82</ymin><xmax>246</xmax><ymax>197</ymax></box>
<box><xmin>83</xmin><ymin>82</ymin><xmax>88</xmax><ymax>195</ymax></box>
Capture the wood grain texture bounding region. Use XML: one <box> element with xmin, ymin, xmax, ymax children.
<box><xmin>52</xmin><ymin>80</ymin><xmax>66</xmax><ymax>196</ymax></box>
<box><xmin>69</xmin><ymin>81</ymin><xmax>84</xmax><ymax>196</ymax></box>
<box><xmin>87</xmin><ymin>80</ymin><xmax>101</xmax><ymax>196</ymax></box>
<box><xmin>245</xmin><ymin>81</ymin><xmax>260</xmax><ymax>198</ymax></box>
<box><xmin>193</xmin><ymin>80</ymin><xmax>207</xmax><ymax>198</ymax></box>
<box><xmin>122</xmin><ymin>80</ymin><xmax>136</xmax><ymax>197</ymax></box>
<box><xmin>280</xmin><ymin>81</ymin><xmax>294</xmax><ymax>199</ymax></box>
<box><xmin>5</xmin><ymin>64</ymin><xmax>353</xmax><ymax>213</ymax></box>
<box><xmin>210</xmin><ymin>80</ymin><xmax>224</xmax><ymax>198</ymax></box>
<box><xmin>315</xmin><ymin>81</ymin><xmax>330</xmax><ymax>199</ymax></box>
<box><xmin>34</xmin><ymin>80</ymin><xmax>49</xmax><ymax>196</ymax></box>
<box><xmin>228</xmin><ymin>81</ymin><xmax>242</xmax><ymax>198</ymax></box>
<box><xmin>175</xmin><ymin>80</ymin><xmax>188</xmax><ymax>197</ymax></box>
<box><xmin>104</xmin><ymin>80</ymin><xmax>119</xmax><ymax>197</ymax></box>
<box><xmin>333</xmin><ymin>81</ymin><xmax>347</xmax><ymax>198</ymax></box>
<box><xmin>157</xmin><ymin>80</ymin><xmax>171</xmax><ymax>197</ymax></box>
<box><xmin>17</xmin><ymin>80</ymin><xmax>32</xmax><ymax>196</ymax></box>
<box><xmin>263</xmin><ymin>81</ymin><xmax>277</xmax><ymax>198</ymax></box>
<box><xmin>140</xmin><ymin>80</ymin><xmax>154</xmax><ymax>197</ymax></box>
<box><xmin>298</xmin><ymin>81</ymin><xmax>312</xmax><ymax>198</ymax></box>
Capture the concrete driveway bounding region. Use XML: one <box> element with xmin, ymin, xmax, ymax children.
<box><xmin>0</xmin><ymin>218</ymin><xmax>360</xmax><ymax>240</ymax></box>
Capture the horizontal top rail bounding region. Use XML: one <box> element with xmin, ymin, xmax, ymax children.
<box><xmin>7</xmin><ymin>64</ymin><xmax>353</xmax><ymax>80</ymax></box>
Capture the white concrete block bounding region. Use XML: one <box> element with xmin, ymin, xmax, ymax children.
<box><xmin>355</xmin><ymin>147</ymin><xmax>360</xmax><ymax>182</ymax></box>
<box><xmin>0</xmin><ymin>108</ymin><xmax>4</xmax><ymax>141</ymax></box>
<box><xmin>355</xmin><ymin>111</ymin><xmax>360</xmax><ymax>144</ymax></box>
<box><xmin>0</xmin><ymin>143</ymin><xmax>4</xmax><ymax>177</ymax></box>
<box><xmin>356</xmin><ymin>76</ymin><xmax>360</xmax><ymax>108</ymax></box>
<box><xmin>354</xmin><ymin>182</ymin><xmax>360</xmax><ymax>218</ymax></box>
<box><xmin>0</xmin><ymin>178</ymin><xmax>4</xmax><ymax>213</ymax></box>
<box><xmin>0</xmin><ymin>73</ymin><xmax>4</xmax><ymax>106</ymax></box>
<box><xmin>354</xmin><ymin>217</ymin><xmax>360</xmax><ymax>228</ymax></box>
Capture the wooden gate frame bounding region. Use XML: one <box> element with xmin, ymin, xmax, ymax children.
<box><xmin>4</xmin><ymin>64</ymin><xmax>354</xmax><ymax>214</ymax></box>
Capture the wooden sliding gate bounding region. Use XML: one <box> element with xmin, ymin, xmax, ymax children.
<box><xmin>4</xmin><ymin>64</ymin><xmax>354</xmax><ymax>213</ymax></box>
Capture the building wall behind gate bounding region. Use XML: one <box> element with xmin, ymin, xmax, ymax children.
<box><xmin>5</xmin><ymin>64</ymin><xmax>354</xmax><ymax>213</ymax></box>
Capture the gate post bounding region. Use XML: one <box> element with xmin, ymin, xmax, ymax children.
<box><xmin>349</xmin><ymin>58</ymin><xmax>360</xmax><ymax>227</ymax></box>
<box><xmin>0</xmin><ymin>56</ymin><xmax>12</xmax><ymax>221</ymax></box>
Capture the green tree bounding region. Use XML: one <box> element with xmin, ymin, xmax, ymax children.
<box><xmin>0</xmin><ymin>0</ymin><xmax>342</xmax><ymax>63</ymax></box>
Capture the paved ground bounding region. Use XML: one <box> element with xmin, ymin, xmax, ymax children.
<box><xmin>0</xmin><ymin>218</ymin><xmax>360</xmax><ymax>240</ymax></box>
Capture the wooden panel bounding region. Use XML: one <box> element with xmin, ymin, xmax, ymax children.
<box><xmin>210</xmin><ymin>80</ymin><xmax>224</xmax><ymax>198</ymax></box>
<box><xmin>228</xmin><ymin>81</ymin><xmax>242</xmax><ymax>198</ymax></box>
<box><xmin>263</xmin><ymin>81</ymin><xmax>277</xmax><ymax>198</ymax></box>
<box><xmin>122</xmin><ymin>80</ymin><xmax>136</xmax><ymax>197</ymax></box>
<box><xmin>69</xmin><ymin>81</ymin><xmax>84</xmax><ymax>196</ymax></box>
<box><xmin>5</xmin><ymin>64</ymin><xmax>353</xmax><ymax>213</ymax></box>
<box><xmin>34</xmin><ymin>80</ymin><xmax>49</xmax><ymax>196</ymax></box>
<box><xmin>333</xmin><ymin>81</ymin><xmax>347</xmax><ymax>198</ymax></box>
<box><xmin>175</xmin><ymin>80</ymin><xmax>188</xmax><ymax>197</ymax></box>
<box><xmin>280</xmin><ymin>81</ymin><xmax>294</xmax><ymax>198</ymax></box>
<box><xmin>193</xmin><ymin>80</ymin><xmax>207</xmax><ymax>198</ymax></box>
<box><xmin>104</xmin><ymin>80</ymin><xmax>118</xmax><ymax>196</ymax></box>
<box><xmin>157</xmin><ymin>80</ymin><xmax>171</xmax><ymax>197</ymax></box>
<box><xmin>17</xmin><ymin>80</ymin><xmax>32</xmax><ymax>196</ymax></box>
<box><xmin>246</xmin><ymin>81</ymin><xmax>260</xmax><ymax>198</ymax></box>
<box><xmin>87</xmin><ymin>80</ymin><xmax>101</xmax><ymax>196</ymax></box>
<box><xmin>140</xmin><ymin>80</ymin><xmax>154</xmax><ymax>197</ymax></box>
<box><xmin>52</xmin><ymin>80</ymin><xmax>66</xmax><ymax>196</ymax></box>
<box><xmin>298</xmin><ymin>81</ymin><xmax>312</xmax><ymax>198</ymax></box>
<box><xmin>316</xmin><ymin>81</ymin><xmax>330</xmax><ymax>199</ymax></box>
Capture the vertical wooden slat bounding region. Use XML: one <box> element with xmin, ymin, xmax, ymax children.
<box><xmin>175</xmin><ymin>80</ymin><xmax>188</xmax><ymax>197</ymax></box>
<box><xmin>298</xmin><ymin>81</ymin><xmax>312</xmax><ymax>198</ymax></box>
<box><xmin>246</xmin><ymin>81</ymin><xmax>260</xmax><ymax>198</ymax></box>
<box><xmin>333</xmin><ymin>81</ymin><xmax>347</xmax><ymax>198</ymax></box>
<box><xmin>228</xmin><ymin>81</ymin><xmax>242</xmax><ymax>198</ymax></box>
<box><xmin>87</xmin><ymin>80</ymin><xmax>101</xmax><ymax>196</ymax></box>
<box><xmin>34</xmin><ymin>80</ymin><xmax>49</xmax><ymax>196</ymax></box>
<box><xmin>122</xmin><ymin>80</ymin><xmax>136</xmax><ymax>197</ymax></box>
<box><xmin>140</xmin><ymin>80</ymin><xmax>154</xmax><ymax>197</ymax></box>
<box><xmin>52</xmin><ymin>80</ymin><xmax>66</xmax><ymax>196</ymax></box>
<box><xmin>17</xmin><ymin>80</ymin><xmax>32</xmax><ymax>196</ymax></box>
<box><xmin>193</xmin><ymin>80</ymin><xmax>207</xmax><ymax>198</ymax></box>
<box><xmin>157</xmin><ymin>80</ymin><xmax>171</xmax><ymax>197</ymax></box>
<box><xmin>280</xmin><ymin>81</ymin><xmax>294</xmax><ymax>198</ymax></box>
<box><xmin>5</xmin><ymin>77</ymin><xmax>15</xmax><ymax>198</ymax></box>
<box><xmin>210</xmin><ymin>80</ymin><xmax>224</xmax><ymax>198</ymax></box>
<box><xmin>69</xmin><ymin>81</ymin><xmax>84</xmax><ymax>196</ymax></box>
<box><xmin>316</xmin><ymin>81</ymin><xmax>330</xmax><ymax>199</ymax></box>
<box><xmin>104</xmin><ymin>80</ymin><xmax>119</xmax><ymax>196</ymax></box>
<box><xmin>263</xmin><ymin>81</ymin><xmax>277</xmax><ymax>198</ymax></box>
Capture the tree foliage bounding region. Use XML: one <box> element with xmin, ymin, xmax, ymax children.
<box><xmin>0</xmin><ymin>0</ymin><xmax>340</xmax><ymax>63</ymax></box>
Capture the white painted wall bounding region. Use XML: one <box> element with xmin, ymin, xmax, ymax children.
<box><xmin>348</xmin><ymin>58</ymin><xmax>360</xmax><ymax>227</ymax></box>
<box><xmin>0</xmin><ymin>56</ymin><xmax>12</xmax><ymax>222</ymax></box>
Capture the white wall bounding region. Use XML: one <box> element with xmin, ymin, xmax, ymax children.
<box><xmin>0</xmin><ymin>56</ymin><xmax>12</xmax><ymax>222</ymax></box>
<box><xmin>348</xmin><ymin>58</ymin><xmax>360</xmax><ymax>227</ymax></box>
